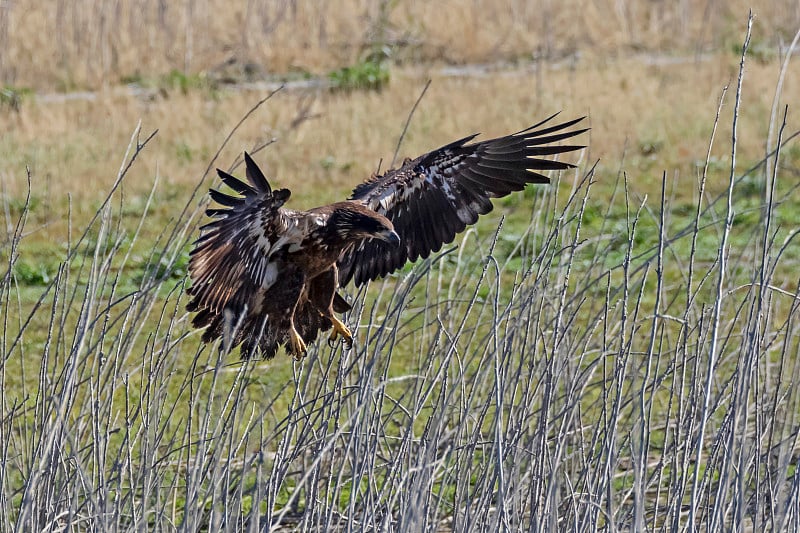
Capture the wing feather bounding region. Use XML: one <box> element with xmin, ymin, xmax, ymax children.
<box><xmin>216</xmin><ymin>171</ymin><xmax>254</xmax><ymax>196</ymax></box>
<box><xmin>338</xmin><ymin>114</ymin><xmax>587</xmax><ymax>285</ymax></box>
<box><xmin>187</xmin><ymin>154</ymin><xmax>295</xmax><ymax>318</ymax></box>
<box><xmin>244</xmin><ymin>152</ymin><xmax>272</xmax><ymax>193</ymax></box>
<box><xmin>208</xmin><ymin>188</ymin><xmax>242</xmax><ymax>207</ymax></box>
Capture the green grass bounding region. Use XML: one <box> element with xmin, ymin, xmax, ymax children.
<box><xmin>0</xmin><ymin>85</ymin><xmax>33</xmax><ymax>111</ymax></box>
<box><xmin>328</xmin><ymin>59</ymin><xmax>391</xmax><ymax>92</ymax></box>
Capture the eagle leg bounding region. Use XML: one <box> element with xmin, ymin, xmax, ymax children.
<box><xmin>327</xmin><ymin>315</ymin><xmax>353</xmax><ymax>349</ymax></box>
<box><xmin>284</xmin><ymin>270</ymin><xmax>308</xmax><ymax>360</ymax></box>
<box><xmin>288</xmin><ymin>325</ymin><xmax>307</xmax><ymax>360</ymax></box>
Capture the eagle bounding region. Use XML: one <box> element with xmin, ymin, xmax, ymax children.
<box><xmin>186</xmin><ymin>113</ymin><xmax>586</xmax><ymax>359</ymax></box>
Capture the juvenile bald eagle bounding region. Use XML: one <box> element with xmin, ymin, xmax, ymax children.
<box><xmin>187</xmin><ymin>114</ymin><xmax>586</xmax><ymax>358</ymax></box>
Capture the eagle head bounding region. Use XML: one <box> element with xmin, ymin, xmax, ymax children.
<box><xmin>331</xmin><ymin>202</ymin><xmax>400</xmax><ymax>246</ymax></box>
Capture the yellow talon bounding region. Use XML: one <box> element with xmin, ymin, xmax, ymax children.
<box><xmin>328</xmin><ymin>316</ymin><xmax>353</xmax><ymax>349</ymax></box>
<box><xmin>289</xmin><ymin>327</ymin><xmax>307</xmax><ymax>359</ymax></box>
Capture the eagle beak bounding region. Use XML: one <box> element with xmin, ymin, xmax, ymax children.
<box><xmin>379</xmin><ymin>229</ymin><xmax>401</xmax><ymax>246</ymax></box>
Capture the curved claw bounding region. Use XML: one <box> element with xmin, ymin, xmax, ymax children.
<box><xmin>328</xmin><ymin>316</ymin><xmax>353</xmax><ymax>350</ymax></box>
<box><xmin>341</xmin><ymin>334</ymin><xmax>353</xmax><ymax>350</ymax></box>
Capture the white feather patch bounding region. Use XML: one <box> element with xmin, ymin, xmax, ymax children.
<box><xmin>263</xmin><ymin>262</ymin><xmax>278</xmax><ymax>288</ymax></box>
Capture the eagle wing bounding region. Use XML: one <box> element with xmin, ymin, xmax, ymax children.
<box><xmin>337</xmin><ymin>113</ymin><xmax>587</xmax><ymax>286</ymax></box>
<box><xmin>187</xmin><ymin>153</ymin><xmax>298</xmax><ymax>320</ymax></box>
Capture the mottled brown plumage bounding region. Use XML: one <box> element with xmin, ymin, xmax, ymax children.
<box><xmin>187</xmin><ymin>114</ymin><xmax>586</xmax><ymax>358</ymax></box>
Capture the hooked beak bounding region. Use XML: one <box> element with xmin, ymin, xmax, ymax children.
<box><xmin>378</xmin><ymin>229</ymin><xmax>401</xmax><ymax>247</ymax></box>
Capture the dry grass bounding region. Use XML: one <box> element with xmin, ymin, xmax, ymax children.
<box><xmin>2</xmin><ymin>0</ymin><xmax>800</xmax><ymax>90</ymax></box>
<box><xmin>3</xmin><ymin>52</ymin><xmax>799</xmax><ymax>205</ymax></box>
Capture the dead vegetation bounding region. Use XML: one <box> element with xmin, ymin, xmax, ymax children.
<box><xmin>2</xmin><ymin>0</ymin><xmax>800</xmax><ymax>90</ymax></box>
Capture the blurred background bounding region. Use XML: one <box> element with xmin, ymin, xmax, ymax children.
<box><xmin>2</xmin><ymin>0</ymin><xmax>799</xmax><ymax>206</ymax></box>
<box><xmin>3</xmin><ymin>0</ymin><xmax>800</xmax><ymax>91</ymax></box>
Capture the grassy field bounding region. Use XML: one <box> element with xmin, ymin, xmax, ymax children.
<box><xmin>3</xmin><ymin>0</ymin><xmax>800</xmax><ymax>90</ymax></box>
<box><xmin>2</xmin><ymin>2</ymin><xmax>800</xmax><ymax>531</ymax></box>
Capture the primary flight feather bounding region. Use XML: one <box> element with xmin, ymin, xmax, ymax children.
<box><xmin>187</xmin><ymin>113</ymin><xmax>587</xmax><ymax>358</ymax></box>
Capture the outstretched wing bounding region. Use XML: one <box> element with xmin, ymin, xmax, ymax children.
<box><xmin>337</xmin><ymin>114</ymin><xmax>587</xmax><ymax>286</ymax></box>
<box><xmin>187</xmin><ymin>152</ymin><xmax>296</xmax><ymax>320</ymax></box>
